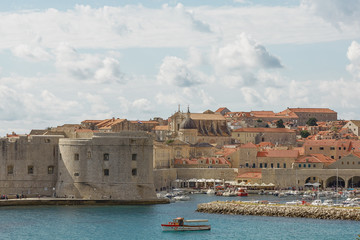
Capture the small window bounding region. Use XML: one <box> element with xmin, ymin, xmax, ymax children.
<box><xmin>271</xmin><ymin>163</ymin><xmax>274</xmax><ymax>168</ymax></box>
<box><xmin>339</xmin><ymin>147</ymin><xmax>341</xmax><ymax>150</ymax></box>
<box><xmin>319</xmin><ymin>147</ymin><xmax>324</xmax><ymax>150</ymax></box>
<box><xmin>309</xmin><ymin>147</ymin><xmax>312</xmax><ymax>150</ymax></box>
<box><xmin>252</xmin><ymin>163</ymin><xmax>255</xmax><ymax>168</ymax></box>
<box><xmin>74</xmin><ymin>153</ymin><xmax>79</xmax><ymax>161</ymax></box>
<box><xmin>343</xmin><ymin>147</ymin><xmax>346</xmax><ymax>150</ymax></box>
<box><xmin>74</xmin><ymin>172</ymin><xmax>80</xmax><ymax>176</ymax></box>
<box><xmin>48</xmin><ymin>166</ymin><xmax>54</xmax><ymax>174</ymax></box>
<box><xmin>330</xmin><ymin>147</ymin><xmax>335</xmax><ymax>150</ymax></box>
<box><xmin>132</xmin><ymin>154</ymin><xmax>137</xmax><ymax>161</ymax></box>
<box><xmin>104</xmin><ymin>169</ymin><xmax>109</xmax><ymax>176</ymax></box>
<box><xmin>313</xmin><ymin>164</ymin><xmax>316</xmax><ymax>168</ymax></box>
<box><xmin>277</xmin><ymin>163</ymin><xmax>280</xmax><ymax>168</ymax></box>
<box><xmin>308</xmin><ymin>164</ymin><xmax>311</xmax><ymax>168</ymax></box>
<box><xmin>283</xmin><ymin>163</ymin><xmax>286</xmax><ymax>168</ymax></box>
<box><xmin>7</xmin><ymin>165</ymin><xmax>14</xmax><ymax>175</ymax></box>
<box><xmin>259</xmin><ymin>163</ymin><xmax>263</xmax><ymax>168</ymax></box>
<box><xmin>28</xmin><ymin>165</ymin><xmax>34</xmax><ymax>174</ymax></box>
<box><xmin>104</xmin><ymin>153</ymin><xmax>109</xmax><ymax>161</ymax></box>
<box><xmin>347</xmin><ymin>162</ymin><xmax>349</xmax><ymax>165</ymax></box>
<box><xmin>299</xmin><ymin>164</ymin><xmax>301</xmax><ymax>168</ymax></box>
<box><xmin>264</xmin><ymin>163</ymin><xmax>268</xmax><ymax>168</ymax></box>
<box><xmin>339</xmin><ymin>156</ymin><xmax>342</xmax><ymax>159</ymax></box>
<box><xmin>341</xmin><ymin>162</ymin><xmax>344</xmax><ymax>165</ymax></box>
<box><xmin>331</xmin><ymin>156</ymin><xmax>334</xmax><ymax>159</ymax></box>
<box><xmin>313</xmin><ymin>177</ymin><xmax>316</xmax><ymax>180</ymax></box>
<box><xmin>45</xmin><ymin>139</ymin><xmax>50</xmax><ymax>143</ymax></box>
<box><xmin>245</xmin><ymin>163</ymin><xmax>249</xmax><ymax>167</ymax></box>
<box><xmin>303</xmin><ymin>164</ymin><xmax>306</xmax><ymax>168</ymax></box>
<box><xmin>87</xmin><ymin>151</ymin><xmax>92</xmax><ymax>159</ymax></box>
<box><xmin>132</xmin><ymin>168</ymin><xmax>137</xmax><ymax>176</ymax></box>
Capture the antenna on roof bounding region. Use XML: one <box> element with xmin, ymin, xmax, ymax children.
<box><xmin>178</xmin><ymin>104</ymin><xmax>180</xmax><ymax>112</ymax></box>
<box><xmin>187</xmin><ymin>105</ymin><xmax>190</xmax><ymax>113</ymax></box>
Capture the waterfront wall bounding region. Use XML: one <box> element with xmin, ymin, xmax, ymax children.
<box><xmin>153</xmin><ymin>168</ymin><xmax>238</xmax><ymax>191</ymax></box>
<box><xmin>197</xmin><ymin>201</ymin><xmax>360</xmax><ymax>221</ymax></box>
<box><xmin>0</xmin><ymin>135</ymin><xmax>62</xmax><ymax>196</ymax></box>
<box><xmin>57</xmin><ymin>132</ymin><xmax>157</xmax><ymax>200</ymax></box>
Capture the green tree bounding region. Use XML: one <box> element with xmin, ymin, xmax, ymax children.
<box><xmin>276</xmin><ymin>119</ymin><xmax>285</xmax><ymax>128</ymax></box>
<box><xmin>300</xmin><ymin>130</ymin><xmax>310</xmax><ymax>138</ymax></box>
<box><xmin>306</xmin><ymin>118</ymin><xmax>318</xmax><ymax>126</ymax></box>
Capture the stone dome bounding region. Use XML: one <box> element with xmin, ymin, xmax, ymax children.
<box><xmin>180</xmin><ymin>117</ymin><xmax>197</xmax><ymax>130</ymax></box>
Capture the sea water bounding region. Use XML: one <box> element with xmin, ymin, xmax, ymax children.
<box><xmin>0</xmin><ymin>194</ymin><xmax>359</xmax><ymax>240</ymax></box>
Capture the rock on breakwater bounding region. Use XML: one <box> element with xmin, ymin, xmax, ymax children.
<box><xmin>196</xmin><ymin>201</ymin><xmax>360</xmax><ymax>221</ymax></box>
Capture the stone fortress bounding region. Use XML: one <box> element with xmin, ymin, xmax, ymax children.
<box><xmin>0</xmin><ymin>132</ymin><xmax>156</xmax><ymax>201</ymax></box>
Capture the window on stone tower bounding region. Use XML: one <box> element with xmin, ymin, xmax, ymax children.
<box><xmin>104</xmin><ymin>153</ymin><xmax>109</xmax><ymax>161</ymax></box>
<box><xmin>132</xmin><ymin>168</ymin><xmax>137</xmax><ymax>176</ymax></box>
<box><xmin>74</xmin><ymin>153</ymin><xmax>79</xmax><ymax>161</ymax></box>
<box><xmin>7</xmin><ymin>165</ymin><xmax>13</xmax><ymax>175</ymax></box>
<box><xmin>28</xmin><ymin>165</ymin><xmax>34</xmax><ymax>174</ymax></box>
<box><xmin>48</xmin><ymin>166</ymin><xmax>54</xmax><ymax>174</ymax></box>
<box><xmin>104</xmin><ymin>169</ymin><xmax>109</xmax><ymax>176</ymax></box>
<box><xmin>132</xmin><ymin>154</ymin><xmax>137</xmax><ymax>161</ymax></box>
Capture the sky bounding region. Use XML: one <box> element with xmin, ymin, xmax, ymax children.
<box><xmin>1</xmin><ymin>0</ymin><xmax>360</xmax><ymax>136</ymax></box>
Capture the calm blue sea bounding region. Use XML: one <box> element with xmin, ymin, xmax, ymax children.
<box><xmin>0</xmin><ymin>194</ymin><xmax>359</xmax><ymax>240</ymax></box>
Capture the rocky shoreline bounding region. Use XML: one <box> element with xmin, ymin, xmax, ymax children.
<box><xmin>196</xmin><ymin>201</ymin><xmax>360</xmax><ymax>221</ymax></box>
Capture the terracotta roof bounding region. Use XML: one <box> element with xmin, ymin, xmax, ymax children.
<box><xmin>215</xmin><ymin>147</ymin><xmax>238</xmax><ymax>157</ymax></box>
<box><xmin>130</xmin><ymin>120</ymin><xmax>159</xmax><ymax>124</ymax></box>
<box><xmin>287</xmin><ymin>108</ymin><xmax>336</xmax><ymax>113</ymax></box>
<box><xmin>257</xmin><ymin>150</ymin><xmax>299</xmax><ymax>158</ymax></box>
<box><xmin>240</xmin><ymin>142</ymin><xmax>258</xmax><ymax>148</ymax></box>
<box><xmin>257</xmin><ymin>142</ymin><xmax>275</xmax><ymax>148</ymax></box>
<box><xmin>304</xmin><ymin>139</ymin><xmax>351</xmax><ymax>148</ymax></box>
<box><xmin>190</xmin><ymin>113</ymin><xmax>226</xmax><ymax>121</ymax></box>
<box><xmin>215</xmin><ymin>107</ymin><xmax>227</xmax><ymax>113</ymax></box>
<box><xmin>237</xmin><ymin>172</ymin><xmax>262</xmax><ymax>179</ymax></box>
<box><xmin>82</xmin><ymin>120</ymin><xmax>102</xmax><ymax>123</ymax></box>
<box><xmin>296</xmin><ymin>154</ymin><xmax>335</xmax><ymax>164</ymax></box>
<box><xmin>154</xmin><ymin>125</ymin><xmax>169</xmax><ymax>131</ymax></box>
<box><xmin>95</xmin><ymin>118</ymin><xmax>126</xmax><ymax>128</ymax></box>
<box><xmin>233</xmin><ymin>128</ymin><xmax>295</xmax><ymax>133</ymax></box>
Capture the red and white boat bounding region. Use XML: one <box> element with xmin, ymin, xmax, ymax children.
<box><xmin>161</xmin><ymin>217</ymin><xmax>211</xmax><ymax>231</ymax></box>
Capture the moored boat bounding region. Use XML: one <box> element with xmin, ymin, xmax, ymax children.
<box><xmin>161</xmin><ymin>217</ymin><xmax>211</xmax><ymax>231</ymax></box>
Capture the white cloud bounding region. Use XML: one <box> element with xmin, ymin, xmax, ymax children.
<box><xmin>157</xmin><ymin>56</ymin><xmax>207</xmax><ymax>87</ymax></box>
<box><xmin>54</xmin><ymin>43</ymin><xmax>126</xmax><ymax>83</ymax></box>
<box><xmin>12</xmin><ymin>44</ymin><xmax>51</xmax><ymax>62</ymax></box>
<box><xmin>132</xmin><ymin>98</ymin><xmax>153</xmax><ymax>112</ymax></box>
<box><xmin>301</xmin><ymin>0</ymin><xmax>360</xmax><ymax>30</ymax></box>
<box><xmin>0</xmin><ymin>4</ymin><xmax>358</xmax><ymax>52</ymax></box>
<box><xmin>213</xmin><ymin>33</ymin><xmax>282</xmax><ymax>87</ymax></box>
<box><xmin>0</xmin><ymin>85</ymin><xmax>26</xmax><ymax>120</ymax></box>
<box><xmin>346</xmin><ymin>41</ymin><xmax>360</xmax><ymax>79</ymax></box>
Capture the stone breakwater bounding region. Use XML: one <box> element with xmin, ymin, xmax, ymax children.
<box><xmin>196</xmin><ymin>201</ymin><xmax>360</xmax><ymax>221</ymax></box>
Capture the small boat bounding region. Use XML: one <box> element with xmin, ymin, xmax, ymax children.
<box><xmin>173</xmin><ymin>195</ymin><xmax>190</xmax><ymax>201</ymax></box>
<box><xmin>161</xmin><ymin>217</ymin><xmax>211</xmax><ymax>231</ymax></box>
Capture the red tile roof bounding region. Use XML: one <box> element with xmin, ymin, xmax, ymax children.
<box><xmin>288</xmin><ymin>108</ymin><xmax>336</xmax><ymax>113</ymax></box>
<box><xmin>296</xmin><ymin>154</ymin><xmax>335</xmax><ymax>164</ymax></box>
<box><xmin>215</xmin><ymin>107</ymin><xmax>227</xmax><ymax>113</ymax></box>
<box><xmin>257</xmin><ymin>150</ymin><xmax>299</xmax><ymax>158</ymax></box>
<box><xmin>240</xmin><ymin>142</ymin><xmax>258</xmax><ymax>148</ymax></box>
<box><xmin>234</xmin><ymin>128</ymin><xmax>295</xmax><ymax>133</ymax></box>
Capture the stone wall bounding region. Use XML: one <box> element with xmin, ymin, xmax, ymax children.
<box><xmin>0</xmin><ymin>135</ymin><xmax>62</xmax><ymax>196</ymax></box>
<box><xmin>56</xmin><ymin>132</ymin><xmax>157</xmax><ymax>200</ymax></box>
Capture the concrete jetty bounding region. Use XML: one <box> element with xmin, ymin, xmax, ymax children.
<box><xmin>197</xmin><ymin>201</ymin><xmax>360</xmax><ymax>221</ymax></box>
<box><xmin>0</xmin><ymin>198</ymin><xmax>169</xmax><ymax>207</ymax></box>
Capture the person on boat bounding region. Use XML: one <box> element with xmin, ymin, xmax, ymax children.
<box><xmin>179</xmin><ymin>219</ymin><xmax>184</xmax><ymax>226</ymax></box>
